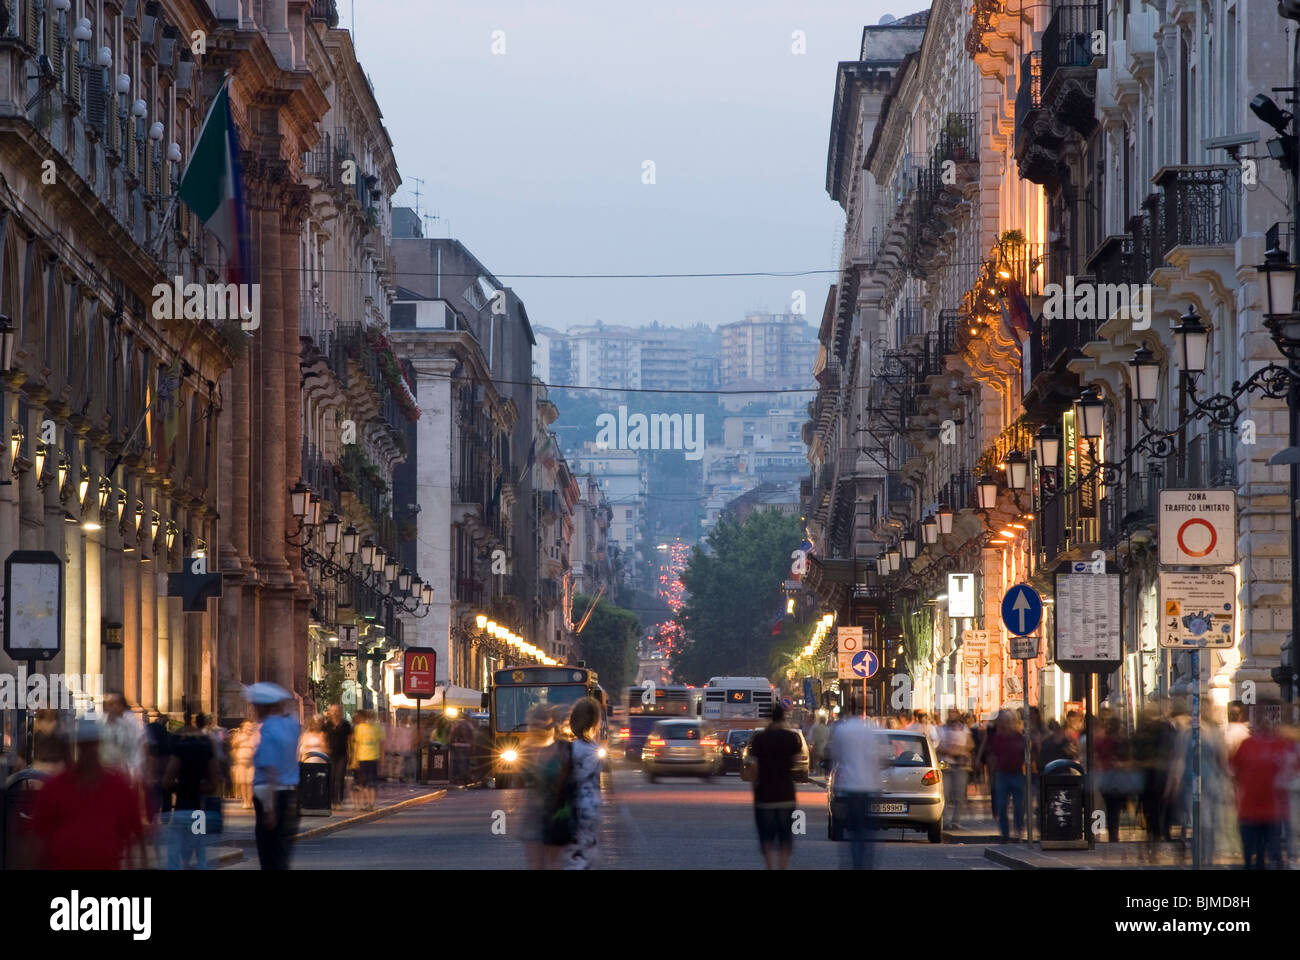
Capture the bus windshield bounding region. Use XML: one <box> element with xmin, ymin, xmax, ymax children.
<box><xmin>492</xmin><ymin>685</ymin><xmax>589</xmax><ymax>733</ymax></box>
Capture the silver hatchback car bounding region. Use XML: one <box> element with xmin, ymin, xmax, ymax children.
<box><xmin>641</xmin><ymin>719</ymin><xmax>723</xmax><ymax>781</ymax></box>
<box><xmin>827</xmin><ymin>729</ymin><xmax>945</xmax><ymax>843</ymax></box>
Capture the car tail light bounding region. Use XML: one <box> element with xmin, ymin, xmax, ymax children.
<box><xmin>617</xmin><ymin>728</ymin><xmax>630</xmax><ymax>739</ymax></box>
<box><xmin>648</xmin><ymin>738</ymin><xmax>665</xmax><ymax>747</ymax></box>
<box><xmin>702</xmin><ymin>737</ymin><xmax>717</xmax><ymax>748</ymax></box>
<box><xmin>921</xmin><ymin>769</ymin><xmax>940</xmax><ymax>785</ymax></box>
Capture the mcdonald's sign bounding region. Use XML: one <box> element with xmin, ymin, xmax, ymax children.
<box><xmin>404</xmin><ymin>647</ymin><xmax>437</xmax><ymax>698</ymax></box>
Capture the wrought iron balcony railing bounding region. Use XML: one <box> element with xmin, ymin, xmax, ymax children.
<box><xmin>1154</xmin><ymin>165</ymin><xmax>1242</xmax><ymax>258</ymax></box>
<box><xmin>1014</xmin><ymin>51</ymin><xmax>1042</xmax><ymax>144</ymax></box>
<box><xmin>1041</xmin><ymin>4</ymin><xmax>1102</xmax><ymax>95</ymax></box>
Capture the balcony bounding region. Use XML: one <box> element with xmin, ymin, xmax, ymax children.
<box><xmin>941</xmin><ymin>471</ymin><xmax>976</xmax><ymax>513</ymax></box>
<box><xmin>310</xmin><ymin>0</ymin><xmax>341</xmax><ymax>25</ymax></box>
<box><xmin>1084</xmin><ymin>235</ymin><xmax>1138</xmax><ymax>288</ymax></box>
<box><xmin>1153</xmin><ymin>165</ymin><xmax>1242</xmax><ymax>260</ymax></box>
<box><xmin>1040</xmin><ymin>3</ymin><xmax>1103</xmax><ymax>135</ymax></box>
<box><xmin>301</xmin><ymin>439</ymin><xmax>343</xmax><ymax>513</ymax></box>
<box><xmin>898</xmin><ymin>299</ymin><xmax>924</xmax><ymax>341</ymax></box>
<box><xmin>938</xmin><ymin>311</ymin><xmax>966</xmax><ymax>358</ymax></box>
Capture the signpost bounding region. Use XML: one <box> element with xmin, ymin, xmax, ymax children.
<box><xmin>836</xmin><ymin>626</ymin><xmax>862</xmax><ymax>654</ymax></box>
<box><xmin>1001</xmin><ymin>584</ymin><xmax>1043</xmax><ymax>845</ymax></box>
<box><xmin>403</xmin><ymin>648</ymin><xmax>437</xmax><ymax>781</ymax></box>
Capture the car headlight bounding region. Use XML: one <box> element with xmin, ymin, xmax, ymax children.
<box><xmin>597</xmin><ymin>747</ymin><xmax>608</xmax><ymax>759</ymax></box>
<box><xmin>500</xmin><ymin>748</ymin><xmax>519</xmax><ymax>763</ymax></box>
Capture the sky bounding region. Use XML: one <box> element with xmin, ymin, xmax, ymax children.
<box><xmin>352</xmin><ymin>0</ymin><xmax>903</xmax><ymax>331</ymax></box>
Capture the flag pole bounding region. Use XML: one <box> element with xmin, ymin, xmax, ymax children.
<box><xmin>152</xmin><ymin>72</ymin><xmax>233</xmax><ymax>260</ymax></box>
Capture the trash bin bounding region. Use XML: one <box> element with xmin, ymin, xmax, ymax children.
<box><xmin>298</xmin><ymin>753</ymin><xmax>332</xmax><ymax>816</ymax></box>
<box><xmin>1039</xmin><ymin>758</ymin><xmax>1088</xmax><ymax>849</ymax></box>
<box><xmin>425</xmin><ymin>743</ymin><xmax>449</xmax><ymax>784</ymax></box>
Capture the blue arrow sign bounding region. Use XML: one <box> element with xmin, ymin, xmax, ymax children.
<box><xmin>851</xmin><ymin>650</ymin><xmax>879</xmax><ymax>679</ymax></box>
<box><xmin>1001</xmin><ymin>584</ymin><xmax>1043</xmax><ymax>638</ymax></box>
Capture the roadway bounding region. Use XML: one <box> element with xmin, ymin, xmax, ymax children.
<box><xmin>224</xmin><ymin>765</ymin><xmax>1005</xmax><ymax>870</ymax></box>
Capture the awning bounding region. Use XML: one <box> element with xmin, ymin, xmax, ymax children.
<box><xmin>389</xmin><ymin>684</ymin><xmax>486</xmax><ymax>711</ymax></box>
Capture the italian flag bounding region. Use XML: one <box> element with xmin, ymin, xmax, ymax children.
<box><xmin>177</xmin><ymin>77</ymin><xmax>250</xmax><ymax>284</ymax></box>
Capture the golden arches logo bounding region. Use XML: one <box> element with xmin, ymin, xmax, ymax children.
<box><xmin>409</xmin><ymin>655</ymin><xmax>430</xmax><ymax>672</ymax></box>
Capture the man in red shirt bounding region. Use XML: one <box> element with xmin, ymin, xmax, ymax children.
<box><xmin>1228</xmin><ymin>710</ymin><xmax>1295</xmax><ymax>869</ymax></box>
<box><xmin>32</xmin><ymin>719</ymin><xmax>145</xmax><ymax>870</ymax></box>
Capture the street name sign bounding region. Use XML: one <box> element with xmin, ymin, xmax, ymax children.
<box><xmin>1158</xmin><ymin>490</ymin><xmax>1236</xmax><ymax>566</ymax></box>
<box><xmin>1158</xmin><ymin>572</ymin><xmax>1236</xmax><ymax>648</ymax></box>
<box><xmin>1009</xmin><ymin>635</ymin><xmax>1040</xmax><ymax>660</ymax></box>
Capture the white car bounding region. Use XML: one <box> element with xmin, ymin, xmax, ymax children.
<box><xmin>826</xmin><ymin>729</ymin><xmax>946</xmax><ymax>843</ymax></box>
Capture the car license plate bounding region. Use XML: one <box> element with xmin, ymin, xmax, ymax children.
<box><xmin>871</xmin><ymin>802</ymin><xmax>907</xmax><ymax>814</ymax></box>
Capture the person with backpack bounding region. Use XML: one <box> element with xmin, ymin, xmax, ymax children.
<box><xmin>535</xmin><ymin>698</ymin><xmax>604</xmax><ymax>870</ymax></box>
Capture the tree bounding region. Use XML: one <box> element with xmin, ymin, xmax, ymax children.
<box><xmin>572</xmin><ymin>593</ymin><xmax>640</xmax><ymax>693</ymax></box>
<box><xmin>671</xmin><ymin>508</ymin><xmax>804</xmax><ymax>682</ymax></box>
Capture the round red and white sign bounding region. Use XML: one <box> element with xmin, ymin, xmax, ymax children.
<box><xmin>1176</xmin><ymin>518</ymin><xmax>1217</xmax><ymax>559</ymax></box>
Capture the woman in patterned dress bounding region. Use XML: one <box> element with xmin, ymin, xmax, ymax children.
<box><xmin>560</xmin><ymin>697</ymin><xmax>604</xmax><ymax>870</ymax></box>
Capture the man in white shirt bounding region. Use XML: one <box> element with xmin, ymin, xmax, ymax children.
<box><xmin>97</xmin><ymin>691</ymin><xmax>146</xmax><ymax>784</ymax></box>
<box><xmin>830</xmin><ymin>711</ymin><xmax>884</xmax><ymax>869</ymax></box>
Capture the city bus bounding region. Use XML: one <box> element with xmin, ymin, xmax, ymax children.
<box><xmin>615</xmin><ymin>683</ymin><xmax>703</xmax><ymax>761</ymax></box>
<box><xmin>702</xmin><ymin>676</ymin><xmax>777</xmax><ymax>731</ymax></box>
<box><xmin>487</xmin><ymin>664</ymin><xmax>609</xmax><ymax>788</ymax></box>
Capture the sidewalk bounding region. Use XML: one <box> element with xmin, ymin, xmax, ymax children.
<box><xmin>209</xmin><ymin>780</ymin><xmax>448</xmax><ymax>867</ymax></box>
<box><xmin>985</xmin><ymin>840</ymin><xmax>1279</xmax><ymax>870</ymax></box>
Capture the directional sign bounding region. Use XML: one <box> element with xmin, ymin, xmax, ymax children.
<box><xmin>850</xmin><ymin>650</ymin><xmax>879</xmax><ymax>679</ymax></box>
<box><xmin>1159</xmin><ymin>490</ymin><xmax>1236</xmax><ymax>566</ymax></box>
<box><xmin>947</xmin><ymin>573</ymin><xmax>976</xmax><ymax>618</ymax></box>
<box><xmin>837</xmin><ymin>653</ymin><xmax>858</xmax><ymax>679</ymax></box>
<box><xmin>1159</xmin><ymin>572</ymin><xmax>1236</xmax><ymax>648</ymax></box>
<box><xmin>962</xmin><ymin>629</ymin><xmax>990</xmax><ymax>654</ymax></box>
<box><xmin>781</xmin><ymin>697</ymin><xmax>794</xmax><ymax>710</ymax></box>
<box><xmin>1001</xmin><ymin>584</ymin><xmax>1043</xmax><ymax>638</ymax></box>
<box><xmin>837</xmin><ymin>626</ymin><xmax>862</xmax><ymax>654</ymax></box>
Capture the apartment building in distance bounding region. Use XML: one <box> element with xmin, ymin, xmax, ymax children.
<box><xmin>720</xmin><ymin>313</ymin><xmax>819</xmax><ymax>386</ymax></box>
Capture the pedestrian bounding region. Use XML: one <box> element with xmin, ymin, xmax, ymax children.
<box><xmin>550</xmin><ymin>698</ymin><xmax>604</xmax><ymax>870</ymax></box>
<box><xmin>322</xmin><ymin>703</ymin><xmax>353</xmax><ymax>808</ymax></box>
<box><xmin>450</xmin><ymin>711</ymin><xmax>475</xmax><ymax>785</ymax></box>
<box><xmin>30</xmin><ymin>709</ymin><xmax>70</xmax><ymax>778</ymax></box>
<box><xmin>231</xmin><ymin>719</ymin><xmax>258</xmax><ymax>809</ymax></box>
<box><xmin>987</xmin><ymin>711</ymin><xmax>1026</xmax><ymax>841</ymax></box>
<box><xmin>351</xmin><ymin>709</ymin><xmax>383</xmax><ymax>810</ymax></box>
<box><xmin>164</xmin><ymin>719</ymin><xmax>222</xmax><ymax>869</ymax></box>
<box><xmin>32</xmin><ymin>719</ymin><xmax>146</xmax><ymax>869</ymax></box>
<box><xmin>829</xmin><ymin>706</ymin><xmax>883</xmax><ymax>869</ymax></box>
<box><xmin>1039</xmin><ymin>719</ymin><xmax>1078</xmax><ymax>768</ymax></box>
<box><xmin>247</xmin><ymin>683</ymin><xmax>301</xmax><ymax>870</ymax></box>
<box><xmin>1223</xmin><ymin>701</ymin><xmax>1250</xmax><ymax>759</ymax></box>
<box><xmin>1229</xmin><ymin>707</ymin><xmax>1293</xmax><ymax>869</ymax></box>
<box><xmin>97</xmin><ymin>691</ymin><xmax>147</xmax><ymax>787</ymax></box>
<box><xmin>299</xmin><ymin>715</ymin><xmax>329</xmax><ymax>763</ymax></box>
<box><xmin>1133</xmin><ymin>705</ymin><xmax>1175</xmax><ymax>845</ymax></box>
<box><xmin>746</xmin><ymin>703</ymin><xmax>802</xmax><ymax>869</ymax></box>
<box><xmin>937</xmin><ymin>710</ymin><xmax>973</xmax><ymax>829</ymax></box>
<box><xmin>809</xmin><ymin>714</ymin><xmax>830</xmax><ymax>774</ymax></box>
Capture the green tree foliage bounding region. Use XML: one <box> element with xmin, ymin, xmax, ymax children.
<box><xmin>572</xmin><ymin>593</ymin><xmax>640</xmax><ymax>693</ymax></box>
<box><xmin>310</xmin><ymin>661</ymin><xmax>345</xmax><ymax>712</ymax></box>
<box><xmin>671</xmin><ymin>509</ymin><xmax>804</xmax><ymax>682</ymax></box>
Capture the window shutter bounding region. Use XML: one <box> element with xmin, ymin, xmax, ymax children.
<box><xmin>20</xmin><ymin>0</ymin><xmax>38</xmax><ymax>50</ymax></box>
<box><xmin>44</xmin><ymin>4</ymin><xmax>58</xmax><ymax>63</ymax></box>
<box><xmin>66</xmin><ymin>31</ymin><xmax>79</xmax><ymax>103</ymax></box>
<box><xmin>85</xmin><ymin>65</ymin><xmax>106</xmax><ymax>131</ymax></box>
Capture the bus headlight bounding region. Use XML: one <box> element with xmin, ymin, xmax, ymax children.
<box><xmin>500</xmin><ymin>748</ymin><xmax>519</xmax><ymax>764</ymax></box>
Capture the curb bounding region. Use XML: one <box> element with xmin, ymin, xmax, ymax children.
<box><xmin>210</xmin><ymin>846</ymin><xmax>245</xmax><ymax>867</ymax></box>
<box><xmin>983</xmin><ymin>846</ymin><xmax>1039</xmax><ymax>869</ymax></box>
<box><xmin>293</xmin><ymin>789</ymin><xmax>446</xmax><ymax>842</ymax></box>
<box><xmin>944</xmin><ymin>831</ymin><xmax>1004</xmax><ymax>844</ymax></box>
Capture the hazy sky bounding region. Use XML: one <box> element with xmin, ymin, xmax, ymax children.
<box><xmin>352</xmin><ymin>0</ymin><xmax>901</xmax><ymax>331</ymax></box>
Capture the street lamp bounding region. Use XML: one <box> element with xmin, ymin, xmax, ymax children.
<box><xmin>1034</xmin><ymin>425</ymin><xmax>1061</xmax><ymax>469</ymax></box>
<box><xmin>97</xmin><ymin>478</ymin><xmax>112</xmax><ymax>513</ymax></box>
<box><xmin>290</xmin><ymin>482</ymin><xmax>310</xmax><ymax>520</ymax></box>
<box><xmin>1259</xmin><ymin>244</ymin><xmax>1300</xmax><ymax>357</ymax></box>
<box><xmin>1171</xmin><ymin>306</ymin><xmax>1210</xmax><ymax>375</ymax></box>
<box><xmin>33</xmin><ymin>443</ymin><xmax>47</xmax><ymax>487</ymax></box>
<box><xmin>384</xmin><ymin>557</ymin><xmax>400</xmax><ymax>582</ymax></box>
<box><xmin>342</xmin><ymin>524</ymin><xmax>359</xmax><ymax>559</ymax></box>
<box><xmin>922</xmin><ymin>513</ymin><xmax>938</xmax><ymax>544</ymax></box>
<box><xmin>476</xmin><ymin>614</ymin><xmax>487</xmax><ymax>630</ymax></box>
<box><xmin>0</xmin><ymin>316</ymin><xmax>12</xmax><ymax>374</ymax></box>
<box><xmin>937</xmin><ymin>503</ymin><xmax>954</xmax><ymax>534</ymax></box>
<box><xmin>1074</xmin><ymin>387</ymin><xmax>1106</xmax><ymax>440</ymax></box>
<box><xmin>420</xmin><ymin>582</ymin><xmax>434</xmax><ymax>606</ymax></box>
<box><xmin>399</xmin><ymin>568</ymin><xmax>412</xmax><ymax>593</ymax></box>
<box><xmin>359</xmin><ymin>537</ymin><xmax>376</xmax><ymax>568</ymax></box>
<box><xmin>1005</xmin><ymin>450</ymin><xmax>1029</xmax><ymax>491</ymax></box>
<box><xmin>876</xmin><ymin>555</ymin><xmax>888</xmax><ymax>576</ymax></box>
<box><xmin>323</xmin><ymin>513</ymin><xmax>341</xmax><ymax>546</ymax></box>
<box><xmin>901</xmin><ymin>530</ymin><xmax>918</xmax><ymax>559</ymax></box>
<box><xmin>78</xmin><ymin>466</ymin><xmax>90</xmax><ymax>508</ymax></box>
<box><xmin>1128</xmin><ymin>346</ymin><xmax>1160</xmax><ymax>404</ymax></box>
<box><xmin>372</xmin><ymin>544</ymin><xmax>387</xmax><ymax>574</ymax></box>
<box><xmin>886</xmin><ymin>546</ymin><xmax>901</xmax><ymax>572</ymax></box>
<box><xmin>977</xmin><ymin>473</ymin><xmax>999</xmax><ymax>510</ymax></box>
<box><xmin>308</xmin><ymin>494</ymin><xmax>322</xmax><ymax>527</ymax></box>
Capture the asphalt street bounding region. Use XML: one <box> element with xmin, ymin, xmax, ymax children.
<box><xmin>224</xmin><ymin>766</ymin><xmax>1006</xmax><ymax>870</ymax></box>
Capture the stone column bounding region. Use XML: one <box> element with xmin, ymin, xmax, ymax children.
<box><xmin>156</xmin><ymin>580</ymin><xmax>171</xmax><ymax>713</ymax></box>
<box><xmin>122</xmin><ymin>536</ymin><xmax>140</xmax><ymax>706</ymax></box>
<box><xmin>140</xmin><ymin>554</ymin><xmax>157</xmax><ymax>712</ymax></box>
<box><xmin>63</xmin><ymin>523</ymin><xmax>83</xmax><ymax>684</ymax></box>
<box><xmin>84</xmin><ymin>535</ymin><xmax>103</xmax><ymax>700</ymax></box>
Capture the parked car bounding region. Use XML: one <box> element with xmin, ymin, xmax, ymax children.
<box><xmin>641</xmin><ymin>719</ymin><xmax>723</xmax><ymax>781</ymax></box>
<box><xmin>826</xmin><ymin>729</ymin><xmax>945</xmax><ymax>843</ymax></box>
<box><xmin>740</xmin><ymin>727</ymin><xmax>810</xmax><ymax>783</ymax></box>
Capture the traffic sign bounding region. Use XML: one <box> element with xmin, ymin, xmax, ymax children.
<box><xmin>1001</xmin><ymin>584</ymin><xmax>1043</xmax><ymax>637</ymax></box>
<box><xmin>962</xmin><ymin>629</ymin><xmax>990</xmax><ymax>654</ymax></box>
<box><xmin>948</xmin><ymin>573</ymin><xmax>976</xmax><ymax>618</ymax></box>
<box><xmin>1009</xmin><ymin>635</ymin><xmax>1040</xmax><ymax>660</ymax></box>
<box><xmin>850</xmin><ymin>650</ymin><xmax>879</xmax><ymax>679</ymax></box>
<box><xmin>1159</xmin><ymin>490</ymin><xmax>1236</xmax><ymax>566</ymax></box>
<box><xmin>781</xmin><ymin>696</ymin><xmax>794</xmax><ymax>710</ymax></box>
<box><xmin>837</xmin><ymin>626</ymin><xmax>862</xmax><ymax>654</ymax></box>
<box><xmin>836</xmin><ymin>653</ymin><xmax>857</xmax><ymax>679</ymax></box>
<box><xmin>1159</xmin><ymin>572</ymin><xmax>1236</xmax><ymax>648</ymax></box>
<box><xmin>1054</xmin><ymin>565</ymin><xmax>1121</xmax><ymax>669</ymax></box>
